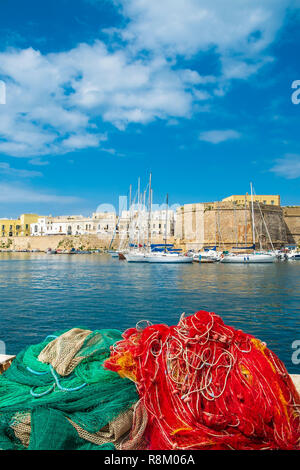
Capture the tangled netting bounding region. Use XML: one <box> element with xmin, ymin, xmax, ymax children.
<box><xmin>104</xmin><ymin>311</ymin><xmax>300</xmax><ymax>450</ymax></box>
<box><xmin>0</xmin><ymin>328</ymin><xmax>138</xmax><ymax>450</ymax></box>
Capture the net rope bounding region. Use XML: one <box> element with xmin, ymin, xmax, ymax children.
<box><xmin>105</xmin><ymin>310</ymin><xmax>300</xmax><ymax>450</ymax></box>
<box><xmin>0</xmin><ymin>327</ymin><xmax>138</xmax><ymax>450</ymax></box>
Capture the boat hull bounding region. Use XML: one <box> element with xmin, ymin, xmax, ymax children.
<box><xmin>147</xmin><ymin>255</ymin><xmax>193</xmax><ymax>263</ymax></box>
<box><xmin>220</xmin><ymin>254</ymin><xmax>276</xmax><ymax>264</ymax></box>
<box><xmin>124</xmin><ymin>253</ymin><xmax>148</xmax><ymax>262</ymax></box>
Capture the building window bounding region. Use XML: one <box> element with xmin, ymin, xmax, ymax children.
<box><xmin>271</xmin><ymin>200</ymin><xmax>274</xmax><ymax>205</ymax></box>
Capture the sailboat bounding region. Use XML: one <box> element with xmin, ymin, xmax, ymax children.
<box><xmin>124</xmin><ymin>175</ymin><xmax>151</xmax><ymax>263</ymax></box>
<box><xmin>146</xmin><ymin>194</ymin><xmax>193</xmax><ymax>264</ymax></box>
<box><xmin>193</xmin><ymin>247</ymin><xmax>221</xmax><ymax>263</ymax></box>
<box><xmin>220</xmin><ymin>183</ymin><xmax>277</xmax><ymax>264</ymax></box>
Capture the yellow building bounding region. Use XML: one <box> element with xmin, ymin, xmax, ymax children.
<box><xmin>0</xmin><ymin>214</ymin><xmax>40</xmax><ymax>237</ymax></box>
<box><xmin>222</xmin><ymin>194</ymin><xmax>280</xmax><ymax>206</ymax></box>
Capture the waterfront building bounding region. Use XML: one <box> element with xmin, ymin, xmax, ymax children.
<box><xmin>116</xmin><ymin>209</ymin><xmax>175</xmax><ymax>240</ymax></box>
<box><xmin>222</xmin><ymin>194</ymin><xmax>280</xmax><ymax>206</ymax></box>
<box><xmin>1</xmin><ymin>214</ymin><xmax>39</xmax><ymax>237</ymax></box>
<box><xmin>282</xmin><ymin>206</ymin><xmax>300</xmax><ymax>246</ymax></box>
<box><xmin>30</xmin><ymin>209</ymin><xmax>175</xmax><ymax>241</ymax></box>
<box><xmin>175</xmin><ymin>201</ymin><xmax>287</xmax><ymax>251</ymax></box>
<box><xmin>31</xmin><ymin>215</ymin><xmax>100</xmax><ymax>236</ymax></box>
<box><xmin>92</xmin><ymin>212</ymin><xmax>118</xmax><ymax>235</ymax></box>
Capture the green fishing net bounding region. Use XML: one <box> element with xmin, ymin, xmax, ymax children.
<box><xmin>0</xmin><ymin>328</ymin><xmax>138</xmax><ymax>450</ymax></box>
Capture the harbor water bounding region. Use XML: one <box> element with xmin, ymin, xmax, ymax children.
<box><xmin>0</xmin><ymin>252</ymin><xmax>299</xmax><ymax>373</ymax></box>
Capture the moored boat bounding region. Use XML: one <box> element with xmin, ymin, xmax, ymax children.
<box><xmin>146</xmin><ymin>252</ymin><xmax>193</xmax><ymax>263</ymax></box>
<box><xmin>124</xmin><ymin>251</ymin><xmax>148</xmax><ymax>262</ymax></box>
<box><xmin>287</xmin><ymin>250</ymin><xmax>300</xmax><ymax>260</ymax></box>
<box><xmin>220</xmin><ymin>252</ymin><xmax>277</xmax><ymax>263</ymax></box>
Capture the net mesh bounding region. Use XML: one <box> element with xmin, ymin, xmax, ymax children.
<box><xmin>104</xmin><ymin>310</ymin><xmax>300</xmax><ymax>450</ymax></box>
<box><xmin>0</xmin><ymin>328</ymin><xmax>138</xmax><ymax>450</ymax></box>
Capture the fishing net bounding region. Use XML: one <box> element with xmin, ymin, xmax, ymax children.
<box><xmin>119</xmin><ymin>400</ymin><xmax>148</xmax><ymax>450</ymax></box>
<box><xmin>0</xmin><ymin>328</ymin><xmax>138</xmax><ymax>450</ymax></box>
<box><xmin>104</xmin><ymin>310</ymin><xmax>300</xmax><ymax>450</ymax></box>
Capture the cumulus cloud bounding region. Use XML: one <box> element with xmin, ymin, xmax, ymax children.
<box><xmin>112</xmin><ymin>0</ymin><xmax>288</xmax><ymax>61</ymax></box>
<box><xmin>0</xmin><ymin>43</ymin><xmax>209</xmax><ymax>156</ymax></box>
<box><xmin>270</xmin><ymin>154</ymin><xmax>300</xmax><ymax>179</ymax></box>
<box><xmin>0</xmin><ymin>162</ymin><xmax>42</xmax><ymax>178</ymax></box>
<box><xmin>0</xmin><ymin>0</ymin><xmax>295</xmax><ymax>158</ymax></box>
<box><xmin>199</xmin><ymin>129</ymin><xmax>241</xmax><ymax>144</ymax></box>
<box><xmin>0</xmin><ymin>183</ymin><xmax>81</xmax><ymax>203</ymax></box>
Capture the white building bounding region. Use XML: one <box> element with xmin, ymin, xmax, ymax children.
<box><xmin>30</xmin><ymin>209</ymin><xmax>175</xmax><ymax>239</ymax></box>
<box><xmin>31</xmin><ymin>214</ymin><xmax>117</xmax><ymax>237</ymax></box>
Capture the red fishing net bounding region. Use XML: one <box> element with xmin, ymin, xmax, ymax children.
<box><xmin>104</xmin><ymin>311</ymin><xmax>300</xmax><ymax>450</ymax></box>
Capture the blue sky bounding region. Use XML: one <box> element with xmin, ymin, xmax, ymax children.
<box><xmin>0</xmin><ymin>0</ymin><xmax>300</xmax><ymax>217</ymax></box>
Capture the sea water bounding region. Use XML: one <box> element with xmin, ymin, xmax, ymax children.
<box><xmin>0</xmin><ymin>252</ymin><xmax>299</xmax><ymax>373</ymax></box>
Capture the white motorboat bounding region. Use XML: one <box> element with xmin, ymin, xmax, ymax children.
<box><xmin>124</xmin><ymin>251</ymin><xmax>148</xmax><ymax>262</ymax></box>
<box><xmin>220</xmin><ymin>252</ymin><xmax>276</xmax><ymax>263</ymax></box>
<box><xmin>193</xmin><ymin>249</ymin><xmax>220</xmax><ymax>263</ymax></box>
<box><xmin>146</xmin><ymin>252</ymin><xmax>193</xmax><ymax>263</ymax></box>
<box><xmin>287</xmin><ymin>250</ymin><xmax>300</xmax><ymax>260</ymax></box>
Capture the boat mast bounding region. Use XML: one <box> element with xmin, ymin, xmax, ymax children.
<box><xmin>253</xmin><ymin>190</ymin><xmax>275</xmax><ymax>252</ymax></box>
<box><xmin>164</xmin><ymin>193</ymin><xmax>168</xmax><ymax>252</ymax></box>
<box><xmin>147</xmin><ymin>173</ymin><xmax>152</xmax><ymax>250</ymax></box>
<box><xmin>136</xmin><ymin>178</ymin><xmax>140</xmax><ymax>248</ymax></box>
<box><xmin>250</xmin><ymin>182</ymin><xmax>256</xmax><ymax>251</ymax></box>
<box><xmin>127</xmin><ymin>184</ymin><xmax>132</xmax><ymax>248</ymax></box>
<box><xmin>244</xmin><ymin>193</ymin><xmax>247</xmax><ymax>246</ymax></box>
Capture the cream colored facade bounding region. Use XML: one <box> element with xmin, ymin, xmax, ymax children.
<box><xmin>1</xmin><ymin>214</ymin><xmax>39</xmax><ymax>237</ymax></box>
<box><xmin>222</xmin><ymin>194</ymin><xmax>280</xmax><ymax>206</ymax></box>
<box><xmin>31</xmin><ymin>213</ymin><xmax>117</xmax><ymax>237</ymax></box>
<box><xmin>30</xmin><ymin>209</ymin><xmax>175</xmax><ymax>239</ymax></box>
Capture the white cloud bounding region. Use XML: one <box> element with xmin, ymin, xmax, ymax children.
<box><xmin>112</xmin><ymin>0</ymin><xmax>289</xmax><ymax>60</ymax></box>
<box><xmin>0</xmin><ymin>43</ymin><xmax>208</xmax><ymax>156</ymax></box>
<box><xmin>62</xmin><ymin>133</ymin><xmax>106</xmax><ymax>150</ymax></box>
<box><xmin>199</xmin><ymin>129</ymin><xmax>241</xmax><ymax>144</ymax></box>
<box><xmin>0</xmin><ymin>162</ymin><xmax>42</xmax><ymax>178</ymax></box>
<box><xmin>0</xmin><ymin>183</ymin><xmax>81</xmax><ymax>203</ymax></box>
<box><xmin>29</xmin><ymin>158</ymin><xmax>50</xmax><ymax>166</ymax></box>
<box><xmin>0</xmin><ymin>0</ymin><xmax>295</xmax><ymax>158</ymax></box>
<box><xmin>270</xmin><ymin>154</ymin><xmax>300</xmax><ymax>179</ymax></box>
